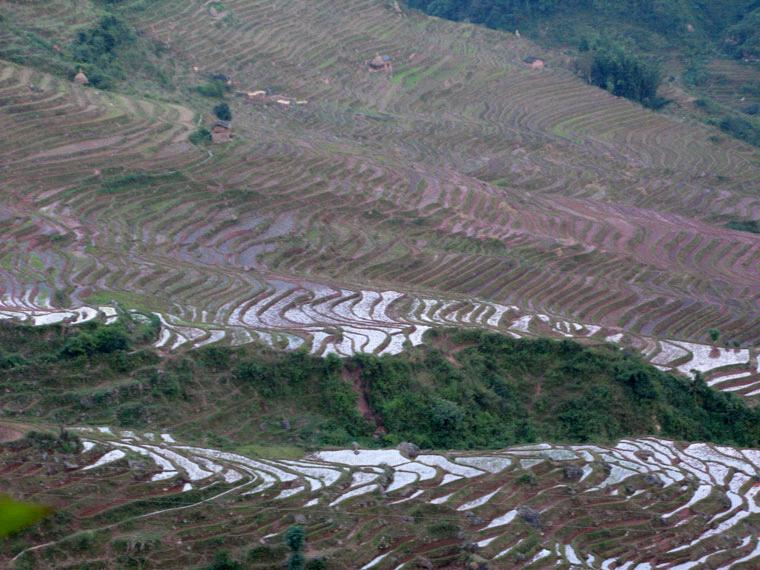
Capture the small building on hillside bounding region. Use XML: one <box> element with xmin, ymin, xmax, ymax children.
<box><xmin>246</xmin><ymin>90</ymin><xmax>267</xmax><ymax>101</ymax></box>
<box><xmin>74</xmin><ymin>70</ymin><xmax>89</xmax><ymax>85</ymax></box>
<box><xmin>368</xmin><ymin>54</ymin><xmax>393</xmax><ymax>73</ymax></box>
<box><xmin>211</xmin><ymin>119</ymin><xmax>232</xmax><ymax>144</ymax></box>
<box><xmin>523</xmin><ymin>56</ymin><xmax>545</xmax><ymax>71</ymax></box>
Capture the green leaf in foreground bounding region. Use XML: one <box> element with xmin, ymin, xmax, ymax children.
<box><xmin>0</xmin><ymin>495</ymin><xmax>51</xmax><ymax>537</ymax></box>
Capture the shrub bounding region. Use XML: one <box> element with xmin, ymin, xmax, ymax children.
<box><xmin>0</xmin><ymin>350</ymin><xmax>26</xmax><ymax>369</ymax></box>
<box><xmin>189</xmin><ymin>127</ymin><xmax>212</xmax><ymax>145</ymax></box>
<box><xmin>71</xmin><ymin>531</ymin><xmax>95</xmax><ymax>552</ymax></box>
<box><xmin>99</xmin><ymin>171</ymin><xmax>185</xmax><ymax>194</ymax></box>
<box><xmin>284</xmin><ymin>525</ymin><xmax>305</xmax><ymax>552</ymax></box>
<box><xmin>196</xmin><ymin>80</ymin><xmax>227</xmax><ymax>98</ymax></box>
<box><xmin>69</xmin><ymin>15</ymin><xmax>135</xmax><ymax>88</ymax></box>
<box><xmin>117</xmin><ymin>403</ymin><xmax>146</xmax><ymax>427</ymax></box>
<box><xmin>247</xmin><ymin>545</ymin><xmax>283</xmax><ymax>563</ymax></box>
<box><xmin>18</xmin><ymin>430</ymin><xmax>81</xmax><ymax>454</ymax></box>
<box><xmin>426</xmin><ymin>520</ymin><xmax>460</xmax><ymax>538</ymax></box>
<box><xmin>235</xmin><ymin>360</ymin><xmax>277</xmax><ymax>396</ymax></box>
<box><xmin>726</xmin><ymin>219</ymin><xmax>760</xmax><ymax>234</ymax></box>
<box><xmin>718</xmin><ymin>115</ymin><xmax>760</xmax><ymax>146</ymax></box>
<box><xmin>285</xmin><ymin>525</ymin><xmax>306</xmax><ymax>569</ymax></box>
<box><xmin>288</xmin><ymin>553</ymin><xmax>305</xmax><ymax>570</ymax></box>
<box><xmin>575</xmin><ymin>37</ymin><xmax>664</xmax><ymax>108</ymax></box>
<box><xmin>198</xmin><ymin>346</ymin><xmax>231</xmax><ymax>370</ymax></box>
<box><xmin>204</xmin><ymin>551</ymin><xmax>243</xmax><ymax>570</ymax></box>
<box><xmin>61</xmin><ymin>333</ymin><xmax>95</xmax><ymax>358</ymax></box>
<box><xmin>93</xmin><ymin>326</ymin><xmax>130</xmax><ymax>353</ymax></box>
<box><xmin>516</xmin><ymin>471</ymin><xmax>537</xmax><ymax>485</ymax></box>
<box><xmin>213</xmin><ymin>102</ymin><xmax>232</xmax><ymax>121</ymax></box>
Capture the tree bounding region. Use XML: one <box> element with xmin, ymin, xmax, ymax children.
<box><xmin>285</xmin><ymin>525</ymin><xmax>305</xmax><ymax>552</ymax></box>
<box><xmin>708</xmin><ymin>328</ymin><xmax>720</xmax><ymax>344</ymax></box>
<box><xmin>285</xmin><ymin>525</ymin><xmax>306</xmax><ymax>570</ymax></box>
<box><xmin>288</xmin><ymin>553</ymin><xmax>305</xmax><ymax>570</ymax></box>
<box><xmin>579</xmin><ymin>37</ymin><xmax>663</xmax><ymax>108</ymax></box>
<box><xmin>213</xmin><ymin>102</ymin><xmax>232</xmax><ymax>121</ymax></box>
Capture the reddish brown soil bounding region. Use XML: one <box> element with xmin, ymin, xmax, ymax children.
<box><xmin>343</xmin><ymin>367</ymin><xmax>384</xmax><ymax>430</ymax></box>
<box><xmin>0</xmin><ymin>424</ymin><xmax>23</xmax><ymax>442</ymax></box>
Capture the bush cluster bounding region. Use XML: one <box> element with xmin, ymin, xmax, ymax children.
<box><xmin>70</xmin><ymin>15</ymin><xmax>135</xmax><ymax>88</ymax></box>
<box><xmin>3</xmin><ymin>321</ymin><xmax>758</xmax><ymax>450</ymax></box>
<box><xmin>576</xmin><ymin>37</ymin><xmax>665</xmax><ymax>108</ymax></box>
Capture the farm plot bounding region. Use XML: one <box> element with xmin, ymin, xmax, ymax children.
<box><xmin>0</xmin><ymin>0</ymin><xmax>759</xmax><ymax>390</ymax></box>
<box><xmin>2</xmin><ymin>278</ymin><xmax>759</xmax><ymax>402</ymax></box>
<box><xmin>3</xmin><ymin>427</ymin><xmax>760</xmax><ymax>568</ymax></box>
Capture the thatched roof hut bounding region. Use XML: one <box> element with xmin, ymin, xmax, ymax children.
<box><xmin>74</xmin><ymin>70</ymin><xmax>89</xmax><ymax>85</ymax></box>
<box><xmin>211</xmin><ymin>120</ymin><xmax>232</xmax><ymax>144</ymax></box>
<box><xmin>368</xmin><ymin>54</ymin><xmax>393</xmax><ymax>72</ymax></box>
<box><xmin>523</xmin><ymin>57</ymin><xmax>545</xmax><ymax>70</ymax></box>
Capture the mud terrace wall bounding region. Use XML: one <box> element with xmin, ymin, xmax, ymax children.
<box><xmin>22</xmin><ymin>427</ymin><xmax>759</xmax><ymax>569</ymax></box>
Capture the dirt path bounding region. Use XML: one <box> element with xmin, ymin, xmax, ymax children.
<box><xmin>343</xmin><ymin>367</ymin><xmax>384</xmax><ymax>431</ymax></box>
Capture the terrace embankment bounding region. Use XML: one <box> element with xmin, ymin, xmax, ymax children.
<box><xmin>0</xmin><ymin>0</ymin><xmax>758</xmax><ymax>352</ymax></box>
<box><xmin>2</xmin><ymin>425</ymin><xmax>760</xmax><ymax>569</ymax></box>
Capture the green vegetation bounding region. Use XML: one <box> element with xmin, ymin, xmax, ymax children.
<box><xmin>1</xmin><ymin>322</ymin><xmax>758</xmax><ymax>450</ymax></box>
<box><xmin>70</xmin><ymin>15</ymin><xmax>135</xmax><ymax>88</ymax></box>
<box><xmin>357</xmin><ymin>329</ymin><xmax>760</xmax><ymax>448</ymax></box>
<box><xmin>406</xmin><ymin>1</ymin><xmax>754</xmax><ymax>48</ymax></box>
<box><xmin>213</xmin><ymin>101</ymin><xmax>232</xmax><ymax>121</ymax></box>
<box><xmin>12</xmin><ymin>429</ymin><xmax>82</xmax><ymax>455</ymax></box>
<box><xmin>196</xmin><ymin>79</ymin><xmax>228</xmax><ymax>98</ymax></box>
<box><xmin>0</xmin><ymin>496</ymin><xmax>50</xmax><ymax>539</ymax></box>
<box><xmin>718</xmin><ymin>115</ymin><xmax>760</xmax><ymax>146</ymax></box>
<box><xmin>285</xmin><ymin>525</ymin><xmax>305</xmax><ymax>570</ymax></box>
<box><xmin>407</xmin><ymin>0</ymin><xmax>760</xmax><ymax>143</ymax></box>
<box><xmin>723</xmin><ymin>7</ymin><xmax>760</xmax><ymax>60</ymax></box>
<box><xmin>204</xmin><ymin>551</ymin><xmax>244</xmax><ymax>570</ymax></box>
<box><xmin>575</xmin><ymin>36</ymin><xmax>664</xmax><ymax>108</ymax></box>
<box><xmin>726</xmin><ymin>218</ymin><xmax>760</xmax><ymax>233</ymax></box>
<box><xmin>99</xmin><ymin>171</ymin><xmax>187</xmax><ymax>194</ymax></box>
<box><xmin>0</xmin><ymin>0</ymin><xmax>172</xmax><ymax>93</ymax></box>
<box><xmin>190</xmin><ymin>127</ymin><xmax>213</xmax><ymax>145</ymax></box>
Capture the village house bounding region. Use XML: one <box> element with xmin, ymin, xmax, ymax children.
<box><xmin>74</xmin><ymin>69</ymin><xmax>89</xmax><ymax>85</ymax></box>
<box><xmin>211</xmin><ymin>119</ymin><xmax>232</xmax><ymax>144</ymax></box>
<box><xmin>368</xmin><ymin>54</ymin><xmax>393</xmax><ymax>73</ymax></box>
<box><xmin>524</xmin><ymin>56</ymin><xmax>545</xmax><ymax>71</ymax></box>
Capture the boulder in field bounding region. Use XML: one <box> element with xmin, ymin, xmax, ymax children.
<box><xmin>398</xmin><ymin>441</ymin><xmax>420</xmax><ymax>460</ymax></box>
<box><xmin>563</xmin><ymin>465</ymin><xmax>583</xmax><ymax>480</ymax></box>
<box><xmin>517</xmin><ymin>506</ymin><xmax>541</xmax><ymax>529</ymax></box>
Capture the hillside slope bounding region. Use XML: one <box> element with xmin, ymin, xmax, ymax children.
<box><xmin>0</xmin><ymin>0</ymin><xmax>758</xmax><ymax>357</ymax></box>
<box><xmin>2</xmin><ymin>321</ymin><xmax>758</xmax><ymax>450</ymax></box>
<box><xmin>1</xmin><ymin>2</ymin><xmax>760</xmax><ymax>568</ymax></box>
<box><xmin>2</xmin><ymin>421</ymin><xmax>760</xmax><ymax>569</ymax></box>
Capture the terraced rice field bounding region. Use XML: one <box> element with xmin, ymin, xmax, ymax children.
<box><xmin>4</xmin><ymin>291</ymin><xmax>760</xmax><ymax>402</ymax></box>
<box><xmin>1</xmin><ymin>0</ymin><xmax>758</xmax><ymax>362</ymax></box>
<box><xmin>2</xmin><ymin>2</ymin><xmax>759</xmax><ymax>567</ymax></box>
<box><xmin>3</xmin><ymin>427</ymin><xmax>760</xmax><ymax>568</ymax></box>
<box><xmin>1</xmin><ymin>4</ymin><xmax>759</xmax><ymax>404</ymax></box>
<box><xmin>701</xmin><ymin>59</ymin><xmax>760</xmax><ymax>113</ymax></box>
